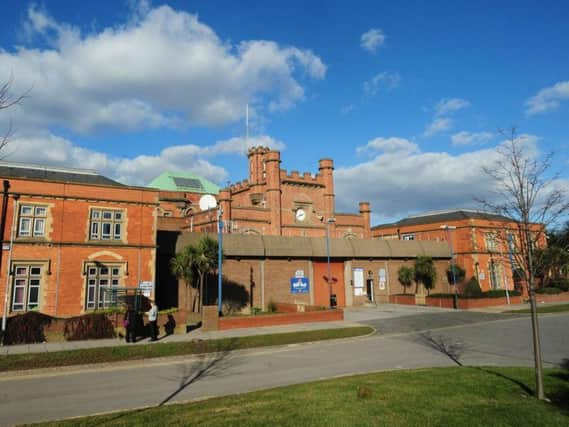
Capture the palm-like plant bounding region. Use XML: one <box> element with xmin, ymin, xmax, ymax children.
<box><xmin>414</xmin><ymin>256</ymin><xmax>437</xmax><ymax>295</ymax></box>
<box><xmin>193</xmin><ymin>236</ymin><xmax>219</xmax><ymax>313</ymax></box>
<box><xmin>397</xmin><ymin>266</ymin><xmax>414</xmax><ymax>294</ymax></box>
<box><xmin>170</xmin><ymin>246</ymin><xmax>196</xmax><ymax>312</ymax></box>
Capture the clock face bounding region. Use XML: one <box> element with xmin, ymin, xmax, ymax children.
<box><xmin>295</xmin><ymin>208</ymin><xmax>306</xmax><ymax>221</ymax></box>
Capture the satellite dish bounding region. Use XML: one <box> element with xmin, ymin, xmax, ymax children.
<box><xmin>199</xmin><ymin>194</ymin><xmax>217</xmax><ymax>211</ymax></box>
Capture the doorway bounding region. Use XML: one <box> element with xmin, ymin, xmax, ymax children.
<box><xmin>313</xmin><ymin>261</ymin><xmax>345</xmax><ymax>307</ymax></box>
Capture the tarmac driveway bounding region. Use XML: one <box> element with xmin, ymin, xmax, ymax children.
<box><xmin>344</xmin><ymin>304</ymin><xmax>524</xmax><ymax>335</ymax></box>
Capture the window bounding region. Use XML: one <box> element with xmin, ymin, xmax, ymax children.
<box><xmin>90</xmin><ymin>208</ymin><xmax>124</xmax><ymax>241</ymax></box>
<box><xmin>18</xmin><ymin>205</ymin><xmax>47</xmax><ymax>238</ymax></box>
<box><xmin>402</xmin><ymin>234</ymin><xmax>415</xmax><ymax>241</ymax></box>
<box><xmin>485</xmin><ymin>232</ymin><xmax>498</xmax><ymax>251</ymax></box>
<box><xmin>489</xmin><ymin>262</ymin><xmax>503</xmax><ymax>290</ymax></box>
<box><xmin>11</xmin><ymin>264</ymin><xmax>42</xmax><ymax>311</ymax></box>
<box><xmin>86</xmin><ymin>264</ymin><xmax>122</xmax><ymax>309</ymax></box>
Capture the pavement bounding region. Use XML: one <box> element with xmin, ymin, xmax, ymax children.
<box><xmin>2</xmin><ymin>300</ymin><xmax>564</xmax><ymax>356</ymax></box>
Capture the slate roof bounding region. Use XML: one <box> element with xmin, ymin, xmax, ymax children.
<box><xmin>372</xmin><ymin>209</ymin><xmax>513</xmax><ymax>230</ymax></box>
<box><xmin>147</xmin><ymin>171</ymin><xmax>220</xmax><ymax>194</ymax></box>
<box><xmin>0</xmin><ymin>161</ymin><xmax>126</xmax><ymax>187</ymax></box>
<box><xmin>176</xmin><ymin>233</ymin><xmax>451</xmax><ymax>259</ymax></box>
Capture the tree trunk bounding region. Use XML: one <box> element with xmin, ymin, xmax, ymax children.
<box><xmin>198</xmin><ymin>272</ymin><xmax>204</xmax><ymax>313</ymax></box>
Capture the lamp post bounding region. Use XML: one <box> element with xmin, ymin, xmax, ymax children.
<box><xmin>2</xmin><ymin>193</ymin><xmax>19</xmax><ymax>346</ymax></box>
<box><xmin>326</xmin><ymin>217</ymin><xmax>336</xmax><ymax>308</ymax></box>
<box><xmin>217</xmin><ymin>207</ymin><xmax>223</xmax><ymax>315</ymax></box>
<box><xmin>441</xmin><ymin>225</ymin><xmax>458</xmax><ymax>309</ymax></box>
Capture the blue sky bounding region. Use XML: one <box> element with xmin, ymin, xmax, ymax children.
<box><xmin>1</xmin><ymin>0</ymin><xmax>568</xmax><ymax>224</ymax></box>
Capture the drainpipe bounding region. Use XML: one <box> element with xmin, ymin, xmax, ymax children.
<box><xmin>1</xmin><ymin>193</ymin><xmax>19</xmax><ymax>345</ymax></box>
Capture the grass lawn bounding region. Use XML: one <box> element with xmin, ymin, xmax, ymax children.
<box><xmin>505</xmin><ymin>303</ymin><xmax>569</xmax><ymax>314</ymax></box>
<box><xmin>35</xmin><ymin>367</ymin><xmax>569</xmax><ymax>426</ymax></box>
<box><xmin>0</xmin><ymin>326</ymin><xmax>372</xmax><ymax>372</ymax></box>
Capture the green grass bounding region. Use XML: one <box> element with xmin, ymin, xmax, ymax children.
<box><xmin>35</xmin><ymin>367</ymin><xmax>569</xmax><ymax>426</ymax></box>
<box><xmin>505</xmin><ymin>303</ymin><xmax>569</xmax><ymax>314</ymax></box>
<box><xmin>0</xmin><ymin>326</ymin><xmax>372</xmax><ymax>372</ymax></box>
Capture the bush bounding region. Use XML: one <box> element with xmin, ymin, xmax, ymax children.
<box><xmin>427</xmin><ymin>293</ymin><xmax>456</xmax><ymax>299</ymax></box>
<box><xmin>548</xmin><ymin>279</ymin><xmax>569</xmax><ymax>292</ymax></box>
<box><xmin>536</xmin><ymin>287</ymin><xmax>563</xmax><ymax>295</ymax></box>
<box><xmin>482</xmin><ymin>289</ymin><xmax>522</xmax><ymax>298</ymax></box>
<box><xmin>267</xmin><ymin>300</ymin><xmax>278</xmax><ymax>313</ymax></box>
<box><xmin>3</xmin><ymin>312</ymin><xmax>53</xmax><ymax>345</ymax></box>
<box><xmin>64</xmin><ymin>313</ymin><xmax>116</xmax><ymax>341</ymax></box>
<box><xmin>463</xmin><ymin>276</ymin><xmax>483</xmax><ymax>297</ymax></box>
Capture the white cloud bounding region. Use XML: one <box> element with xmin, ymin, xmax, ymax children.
<box><xmin>423</xmin><ymin>117</ymin><xmax>452</xmax><ymax>137</ymax></box>
<box><xmin>0</xmin><ymin>4</ymin><xmax>326</xmax><ymax>133</ymax></box>
<box><xmin>336</xmin><ymin>134</ymin><xmax>544</xmax><ymax>222</ymax></box>
<box><xmin>360</xmin><ymin>28</ymin><xmax>386</xmax><ymax>54</ymax></box>
<box><xmin>363</xmin><ymin>72</ymin><xmax>400</xmax><ymax>96</ymax></box>
<box><xmin>434</xmin><ymin>98</ymin><xmax>470</xmax><ymax>117</ymax></box>
<box><xmin>525</xmin><ymin>81</ymin><xmax>569</xmax><ymax>116</ymax></box>
<box><xmin>6</xmin><ymin>131</ymin><xmax>284</xmax><ymax>186</ymax></box>
<box><xmin>451</xmin><ymin>131</ymin><xmax>493</xmax><ymax>146</ymax></box>
<box><xmin>356</xmin><ymin>137</ymin><xmax>418</xmax><ymax>155</ymax></box>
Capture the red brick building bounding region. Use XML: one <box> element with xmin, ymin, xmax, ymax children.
<box><xmin>177</xmin><ymin>233</ymin><xmax>451</xmax><ymax>312</ymax></box>
<box><xmin>372</xmin><ymin>209</ymin><xmax>546</xmax><ymax>293</ymax></box>
<box><xmin>188</xmin><ymin>147</ymin><xmax>371</xmax><ymax>238</ymax></box>
<box><xmin>0</xmin><ymin>162</ymin><xmax>158</xmax><ymax>317</ymax></box>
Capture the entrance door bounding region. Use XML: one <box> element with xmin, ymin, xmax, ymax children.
<box><xmin>366</xmin><ymin>279</ymin><xmax>374</xmax><ymax>302</ymax></box>
<box><xmin>313</xmin><ymin>261</ymin><xmax>345</xmax><ymax>307</ymax></box>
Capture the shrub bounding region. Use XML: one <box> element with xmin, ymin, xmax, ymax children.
<box><xmin>548</xmin><ymin>279</ymin><xmax>569</xmax><ymax>292</ymax></box>
<box><xmin>536</xmin><ymin>287</ymin><xmax>563</xmax><ymax>295</ymax></box>
<box><xmin>483</xmin><ymin>289</ymin><xmax>522</xmax><ymax>298</ymax></box>
<box><xmin>463</xmin><ymin>276</ymin><xmax>483</xmax><ymax>297</ymax></box>
<box><xmin>64</xmin><ymin>313</ymin><xmax>116</xmax><ymax>341</ymax></box>
<box><xmin>427</xmin><ymin>293</ymin><xmax>455</xmax><ymax>298</ymax></box>
<box><xmin>446</xmin><ymin>264</ymin><xmax>466</xmax><ymax>285</ymax></box>
<box><xmin>267</xmin><ymin>300</ymin><xmax>278</xmax><ymax>313</ymax></box>
<box><xmin>3</xmin><ymin>312</ymin><xmax>53</xmax><ymax>345</ymax></box>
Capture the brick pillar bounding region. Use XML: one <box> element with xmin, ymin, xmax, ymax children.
<box><xmin>202</xmin><ymin>305</ymin><xmax>219</xmax><ymax>331</ymax></box>
<box><xmin>318</xmin><ymin>158</ymin><xmax>335</xmax><ymax>219</ymax></box>
<box><xmin>359</xmin><ymin>202</ymin><xmax>371</xmax><ymax>238</ymax></box>
<box><xmin>265</xmin><ymin>150</ymin><xmax>282</xmax><ymax>235</ymax></box>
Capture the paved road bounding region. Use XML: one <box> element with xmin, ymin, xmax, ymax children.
<box><xmin>1</xmin><ymin>311</ymin><xmax>567</xmax><ymax>426</ymax></box>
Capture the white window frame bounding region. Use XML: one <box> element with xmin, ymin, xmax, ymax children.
<box><xmin>485</xmin><ymin>232</ymin><xmax>498</xmax><ymax>251</ymax></box>
<box><xmin>18</xmin><ymin>204</ymin><xmax>47</xmax><ymax>238</ymax></box>
<box><xmin>402</xmin><ymin>234</ymin><xmax>415</xmax><ymax>241</ymax></box>
<box><xmin>85</xmin><ymin>264</ymin><xmax>122</xmax><ymax>309</ymax></box>
<box><xmin>11</xmin><ymin>264</ymin><xmax>42</xmax><ymax>311</ymax></box>
<box><xmin>89</xmin><ymin>208</ymin><xmax>124</xmax><ymax>241</ymax></box>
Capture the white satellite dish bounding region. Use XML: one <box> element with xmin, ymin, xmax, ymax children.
<box><xmin>199</xmin><ymin>194</ymin><xmax>217</xmax><ymax>211</ymax></box>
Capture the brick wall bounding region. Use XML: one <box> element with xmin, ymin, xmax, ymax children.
<box><xmin>0</xmin><ymin>177</ymin><xmax>157</xmax><ymax>317</ymax></box>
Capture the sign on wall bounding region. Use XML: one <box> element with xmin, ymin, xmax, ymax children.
<box><xmin>290</xmin><ymin>277</ymin><xmax>309</xmax><ymax>294</ymax></box>
<box><xmin>138</xmin><ymin>281</ymin><xmax>154</xmax><ymax>298</ymax></box>
<box><xmin>353</xmin><ymin>268</ymin><xmax>364</xmax><ymax>296</ymax></box>
<box><xmin>379</xmin><ymin>268</ymin><xmax>386</xmax><ymax>290</ymax></box>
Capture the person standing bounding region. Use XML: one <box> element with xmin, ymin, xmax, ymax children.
<box><xmin>124</xmin><ymin>307</ymin><xmax>137</xmax><ymax>343</ymax></box>
<box><xmin>147</xmin><ymin>299</ymin><xmax>158</xmax><ymax>341</ymax></box>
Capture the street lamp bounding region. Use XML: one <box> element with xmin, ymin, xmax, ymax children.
<box><xmin>326</xmin><ymin>217</ymin><xmax>336</xmax><ymax>308</ymax></box>
<box><xmin>441</xmin><ymin>225</ymin><xmax>458</xmax><ymax>309</ymax></box>
<box><xmin>217</xmin><ymin>207</ymin><xmax>223</xmax><ymax>315</ymax></box>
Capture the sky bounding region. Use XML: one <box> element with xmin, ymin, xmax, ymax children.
<box><xmin>0</xmin><ymin>0</ymin><xmax>568</xmax><ymax>225</ymax></box>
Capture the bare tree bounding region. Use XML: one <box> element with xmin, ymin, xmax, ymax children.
<box><xmin>0</xmin><ymin>75</ymin><xmax>28</xmax><ymax>154</ymax></box>
<box><xmin>478</xmin><ymin>127</ymin><xmax>569</xmax><ymax>400</ymax></box>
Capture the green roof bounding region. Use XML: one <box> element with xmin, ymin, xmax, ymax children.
<box><xmin>147</xmin><ymin>171</ymin><xmax>220</xmax><ymax>194</ymax></box>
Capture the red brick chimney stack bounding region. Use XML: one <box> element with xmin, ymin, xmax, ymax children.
<box><xmin>318</xmin><ymin>158</ymin><xmax>335</xmax><ymax>219</ymax></box>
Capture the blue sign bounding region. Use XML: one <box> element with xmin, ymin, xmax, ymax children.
<box><xmin>290</xmin><ymin>277</ymin><xmax>309</xmax><ymax>294</ymax></box>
